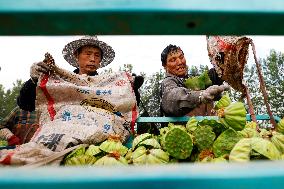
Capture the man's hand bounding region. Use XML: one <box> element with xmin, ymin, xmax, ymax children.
<box><xmin>199</xmin><ymin>84</ymin><xmax>230</xmax><ymax>103</ymax></box>
<box><xmin>30</xmin><ymin>62</ymin><xmax>50</xmax><ymax>81</ymax></box>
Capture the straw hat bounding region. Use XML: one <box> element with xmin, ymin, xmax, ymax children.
<box><xmin>62</xmin><ymin>36</ymin><xmax>115</xmax><ymax>68</ymax></box>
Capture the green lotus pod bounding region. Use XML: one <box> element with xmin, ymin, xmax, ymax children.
<box><xmin>251</xmin><ymin>137</ymin><xmax>281</xmax><ymax>160</ymax></box>
<box><xmin>198</xmin><ymin>118</ymin><xmax>226</xmax><ymax>136</ymax></box>
<box><xmin>259</xmin><ymin>129</ymin><xmax>272</xmax><ymax>138</ymax></box>
<box><xmin>229</xmin><ymin>138</ymin><xmax>252</xmax><ymax>162</ymax></box>
<box><xmin>211</xmin><ymin>156</ymin><xmax>228</xmax><ymax>163</ymax></box>
<box><xmin>132</xmin><ymin>146</ymin><xmax>169</xmax><ymax>165</ymax></box>
<box><xmin>132</xmin><ymin>146</ymin><xmax>147</xmax><ymax>160</ymax></box>
<box><xmin>184</xmin><ymin>71</ymin><xmax>212</xmax><ymax>90</ymax></box>
<box><xmin>147</xmin><ymin>149</ymin><xmax>169</xmax><ymax>164</ymax></box>
<box><xmin>164</xmin><ymin>128</ymin><xmax>193</xmax><ymax>159</ymax></box>
<box><xmin>186</xmin><ymin>117</ymin><xmax>198</xmax><ymax>133</ymax></box>
<box><xmin>138</xmin><ymin>138</ymin><xmax>161</xmax><ymax>149</ymax></box>
<box><xmin>271</xmin><ymin>132</ymin><xmax>284</xmax><ymax>154</ymax></box>
<box><xmin>0</xmin><ymin>140</ymin><xmax>8</xmax><ymax>147</ymax></box>
<box><xmin>200</xmin><ymin>156</ymin><xmax>214</xmax><ymax>163</ymax></box>
<box><xmin>85</xmin><ymin>145</ymin><xmax>102</xmax><ymax>157</ymax></box>
<box><xmin>244</xmin><ymin>121</ymin><xmax>257</xmax><ymax>129</ymax></box>
<box><xmin>99</xmin><ymin>139</ymin><xmax>128</xmax><ymax>156</ymax></box>
<box><xmin>125</xmin><ymin>149</ymin><xmax>133</xmax><ymax>163</ymax></box>
<box><xmin>64</xmin><ymin>146</ymin><xmax>86</xmax><ymax>161</ymax></box>
<box><xmin>169</xmin><ymin>158</ymin><xmax>179</xmax><ymax>163</ymax></box>
<box><xmin>193</xmin><ymin>126</ymin><xmax>216</xmax><ymax>151</ymax></box>
<box><xmin>94</xmin><ymin>155</ymin><xmax>128</xmax><ymax>165</ymax></box>
<box><xmin>213</xmin><ymin>129</ymin><xmax>242</xmax><ymax>157</ymax></box>
<box><xmin>277</xmin><ymin>118</ymin><xmax>284</xmax><ymax>134</ymax></box>
<box><xmin>64</xmin><ymin>154</ymin><xmax>97</xmax><ymax>166</ymax></box>
<box><xmin>219</xmin><ymin>102</ymin><xmax>246</xmax><ymax>131</ymax></box>
<box><xmin>214</xmin><ymin>92</ymin><xmax>232</xmax><ymax>110</ymax></box>
<box><xmin>132</xmin><ymin>133</ymin><xmax>153</xmax><ymax>150</ymax></box>
<box><xmin>238</xmin><ymin>128</ymin><xmax>259</xmax><ymax>138</ymax></box>
<box><xmin>168</xmin><ymin>123</ymin><xmax>187</xmax><ymax>132</ymax></box>
<box><xmin>159</xmin><ymin>127</ymin><xmax>170</xmax><ymax>136</ymax></box>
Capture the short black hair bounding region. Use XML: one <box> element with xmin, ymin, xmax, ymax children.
<box><xmin>161</xmin><ymin>44</ymin><xmax>183</xmax><ymax>66</ymax></box>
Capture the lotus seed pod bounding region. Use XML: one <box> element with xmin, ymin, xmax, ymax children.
<box><xmin>64</xmin><ymin>154</ymin><xmax>97</xmax><ymax>166</ymax></box>
<box><xmin>64</xmin><ymin>146</ymin><xmax>86</xmax><ymax>161</ymax></box>
<box><xmin>149</xmin><ymin>149</ymin><xmax>169</xmax><ymax>163</ymax></box>
<box><xmin>168</xmin><ymin>123</ymin><xmax>187</xmax><ymax>132</ymax></box>
<box><xmin>159</xmin><ymin>127</ymin><xmax>170</xmax><ymax>136</ymax></box>
<box><xmin>184</xmin><ymin>70</ymin><xmax>212</xmax><ymax>90</ymax></box>
<box><xmin>186</xmin><ymin>117</ymin><xmax>198</xmax><ymax>133</ymax></box>
<box><xmin>164</xmin><ymin>128</ymin><xmax>193</xmax><ymax>159</ymax></box>
<box><xmin>259</xmin><ymin>129</ymin><xmax>272</xmax><ymax>139</ymax></box>
<box><xmin>132</xmin><ymin>146</ymin><xmax>147</xmax><ymax>162</ymax></box>
<box><xmin>214</xmin><ymin>92</ymin><xmax>232</xmax><ymax>110</ymax></box>
<box><xmin>132</xmin><ymin>146</ymin><xmax>169</xmax><ymax>165</ymax></box>
<box><xmin>238</xmin><ymin>128</ymin><xmax>259</xmax><ymax>138</ymax></box>
<box><xmin>271</xmin><ymin>132</ymin><xmax>284</xmax><ymax>154</ymax></box>
<box><xmin>277</xmin><ymin>118</ymin><xmax>284</xmax><ymax>134</ymax></box>
<box><xmin>198</xmin><ymin>118</ymin><xmax>226</xmax><ymax>136</ymax></box>
<box><xmin>251</xmin><ymin>137</ymin><xmax>281</xmax><ymax>160</ymax></box>
<box><xmin>95</xmin><ymin>152</ymin><xmax>128</xmax><ymax>165</ymax></box>
<box><xmin>125</xmin><ymin>149</ymin><xmax>133</xmax><ymax>163</ymax></box>
<box><xmin>85</xmin><ymin>145</ymin><xmax>102</xmax><ymax>157</ymax></box>
<box><xmin>193</xmin><ymin>126</ymin><xmax>216</xmax><ymax>151</ymax></box>
<box><xmin>138</xmin><ymin>138</ymin><xmax>161</xmax><ymax>149</ymax></box>
<box><xmin>219</xmin><ymin>102</ymin><xmax>246</xmax><ymax>131</ymax></box>
<box><xmin>132</xmin><ymin>133</ymin><xmax>153</xmax><ymax>150</ymax></box>
<box><xmin>229</xmin><ymin>138</ymin><xmax>252</xmax><ymax>162</ymax></box>
<box><xmin>211</xmin><ymin>156</ymin><xmax>228</xmax><ymax>163</ymax></box>
<box><xmin>99</xmin><ymin>139</ymin><xmax>128</xmax><ymax>156</ymax></box>
<box><xmin>245</xmin><ymin>121</ymin><xmax>257</xmax><ymax>129</ymax></box>
<box><xmin>213</xmin><ymin>129</ymin><xmax>242</xmax><ymax>157</ymax></box>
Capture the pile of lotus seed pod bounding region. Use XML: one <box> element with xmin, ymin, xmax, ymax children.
<box><xmin>1</xmin><ymin>93</ymin><xmax>284</xmax><ymax>165</ymax></box>
<box><xmin>60</xmin><ymin>93</ymin><xmax>284</xmax><ymax>165</ymax></box>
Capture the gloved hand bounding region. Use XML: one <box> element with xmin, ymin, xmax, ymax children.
<box><xmin>199</xmin><ymin>84</ymin><xmax>230</xmax><ymax>103</ymax></box>
<box><xmin>30</xmin><ymin>62</ymin><xmax>50</xmax><ymax>81</ymax></box>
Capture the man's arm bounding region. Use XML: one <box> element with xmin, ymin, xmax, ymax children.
<box><xmin>161</xmin><ymin>78</ymin><xmax>201</xmax><ymax>116</ymax></box>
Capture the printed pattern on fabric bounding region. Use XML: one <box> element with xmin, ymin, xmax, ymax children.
<box><xmin>0</xmin><ymin>68</ymin><xmax>138</xmax><ymax>166</ymax></box>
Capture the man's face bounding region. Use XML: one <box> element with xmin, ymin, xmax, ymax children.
<box><xmin>164</xmin><ymin>49</ymin><xmax>187</xmax><ymax>77</ymax></box>
<box><xmin>77</xmin><ymin>46</ymin><xmax>102</xmax><ymax>75</ymax></box>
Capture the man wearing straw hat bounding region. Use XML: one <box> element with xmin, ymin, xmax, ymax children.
<box><xmin>17</xmin><ymin>36</ymin><xmax>143</xmax><ymax>111</ymax></box>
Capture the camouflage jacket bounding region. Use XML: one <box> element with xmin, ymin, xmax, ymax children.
<box><xmin>160</xmin><ymin>68</ymin><xmax>223</xmax><ymax>117</ymax></box>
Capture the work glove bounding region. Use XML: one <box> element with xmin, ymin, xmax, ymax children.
<box><xmin>199</xmin><ymin>84</ymin><xmax>230</xmax><ymax>103</ymax></box>
<box><xmin>30</xmin><ymin>61</ymin><xmax>50</xmax><ymax>81</ymax></box>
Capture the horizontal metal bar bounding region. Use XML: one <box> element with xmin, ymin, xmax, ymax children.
<box><xmin>1</xmin><ymin>161</ymin><xmax>284</xmax><ymax>189</ymax></box>
<box><xmin>0</xmin><ymin>0</ymin><xmax>284</xmax><ymax>35</ymax></box>
<box><xmin>136</xmin><ymin>114</ymin><xmax>281</xmax><ymax>123</ymax></box>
